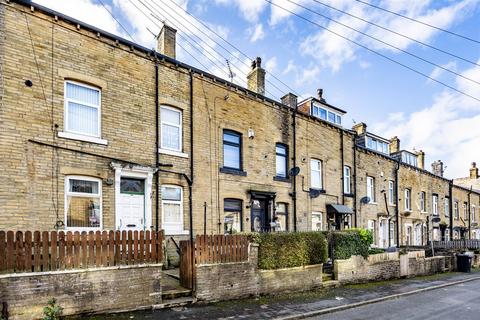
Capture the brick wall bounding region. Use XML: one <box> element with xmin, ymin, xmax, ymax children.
<box><xmin>334</xmin><ymin>251</ymin><xmax>452</xmax><ymax>284</ymax></box>
<box><xmin>195</xmin><ymin>244</ymin><xmax>323</xmax><ymax>301</ymax></box>
<box><xmin>0</xmin><ymin>264</ymin><xmax>163</xmax><ymax>320</ymax></box>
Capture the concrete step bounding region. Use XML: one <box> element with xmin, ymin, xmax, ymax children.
<box><xmin>322</xmin><ymin>280</ymin><xmax>340</xmax><ymax>289</ymax></box>
<box><xmin>164</xmin><ymin>269</ymin><xmax>180</xmax><ymax>280</ymax></box>
<box><xmin>162</xmin><ymin>288</ymin><xmax>192</xmax><ymax>300</ymax></box>
<box><xmin>322</xmin><ymin>273</ymin><xmax>333</xmax><ymax>282</ymax></box>
<box><xmin>153</xmin><ymin>296</ymin><xmax>195</xmax><ymax>309</ymax></box>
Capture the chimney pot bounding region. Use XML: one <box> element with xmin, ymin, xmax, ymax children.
<box><xmin>247</xmin><ymin>56</ymin><xmax>266</xmax><ymax>95</ymax></box>
<box><xmin>432</xmin><ymin>160</ymin><xmax>444</xmax><ymax>177</ymax></box>
<box><xmin>470</xmin><ymin>162</ymin><xmax>479</xmax><ymax>179</ymax></box>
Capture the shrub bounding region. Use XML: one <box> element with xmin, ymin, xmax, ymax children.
<box><xmin>43</xmin><ymin>298</ymin><xmax>63</xmax><ymax>320</ymax></box>
<box><xmin>252</xmin><ymin>232</ymin><xmax>328</xmax><ymax>270</ymax></box>
<box><xmin>330</xmin><ymin>229</ymin><xmax>372</xmax><ymax>260</ymax></box>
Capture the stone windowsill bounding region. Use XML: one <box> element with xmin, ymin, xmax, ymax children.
<box><xmin>219</xmin><ymin>167</ymin><xmax>247</xmax><ymax>176</ymax></box>
<box><xmin>58</xmin><ymin>131</ymin><xmax>108</xmax><ymax>145</ymax></box>
<box><xmin>158</xmin><ymin>148</ymin><xmax>189</xmax><ymax>158</ymax></box>
<box><xmin>273</xmin><ymin>176</ymin><xmax>290</xmax><ymax>183</ymax></box>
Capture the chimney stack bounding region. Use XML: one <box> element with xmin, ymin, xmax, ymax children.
<box><xmin>389</xmin><ymin>136</ymin><xmax>400</xmax><ymax>154</ymax></box>
<box><xmin>158</xmin><ymin>24</ymin><xmax>177</xmax><ymax>59</ymax></box>
<box><xmin>317</xmin><ymin>88</ymin><xmax>326</xmax><ymax>103</ymax></box>
<box><xmin>432</xmin><ymin>160</ymin><xmax>444</xmax><ymax>177</ymax></box>
<box><xmin>281</xmin><ymin>92</ymin><xmax>298</xmax><ymax>109</ymax></box>
<box><xmin>470</xmin><ymin>162</ymin><xmax>479</xmax><ymax>179</ymax></box>
<box><xmin>247</xmin><ymin>57</ymin><xmax>266</xmax><ymax>95</ymax></box>
<box><xmin>416</xmin><ymin>150</ymin><xmax>425</xmax><ymax>169</ymax></box>
<box><xmin>352</xmin><ymin>122</ymin><xmax>367</xmax><ymax>135</ymax></box>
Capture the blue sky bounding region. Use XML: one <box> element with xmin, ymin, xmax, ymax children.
<box><xmin>33</xmin><ymin>0</ymin><xmax>480</xmax><ymax>178</ymax></box>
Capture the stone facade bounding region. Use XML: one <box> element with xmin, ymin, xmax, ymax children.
<box><xmin>0</xmin><ymin>264</ymin><xmax>163</xmax><ymax>320</ymax></box>
<box><xmin>1</xmin><ymin>1</ymin><xmax>480</xmax><ymax>249</ymax></box>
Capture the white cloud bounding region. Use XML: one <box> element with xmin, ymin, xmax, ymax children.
<box><xmin>33</xmin><ymin>0</ymin><xmax>125</xmax><ymax>37</ymax></box>
<box><xmin>215</xmin><ymin>0</ymin><xmax>267</xmax><ymax>22</ymax></box>
<box><xmin>298</xmin><ymin>0</ymin><xmax>478</xmax><ymax>71</ymax></box>
<box><xmin>265</xmin><ymin>56</ymin><xmax>277</xmax><ymax>72</ymax></box>
<box><xmin>428</xmin><ymin>61</ymin><xmax>457</xmax><ymax>84</ymax></box>
<box><xmin>371</xmin><ymin>59</ymin><xmax>480</xmax><ymax>178</ymax></box>
<box><xmin>250</xmin><ymin>23</ymin><xmax>265</xmax><ymax>43</ymax></box>
<box><xmin>282</xmin><ymin>60</ymin><xmax>297</xmax><ymax>75</ymax></box>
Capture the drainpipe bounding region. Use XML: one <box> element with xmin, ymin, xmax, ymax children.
<box><xmin>394</xmin><ymin>159</ymin><xmax>400</xmax><ymax>247</ymax></box>
<box><xmin>353</xmin><ymin>132</ymin><xmax>357</xmax><ymax>228</ymax></box>
<box><xmin>292</xmin><ymin>102</ymin><xmax>298</xmax><ymax>232</ymax></box>
<box><xmin>449</xmin><ymin>181</ymin><xmax>453</xmax><ymax>239</ymax></box>
<box><xmin>340</xmin><ymin>130</ymin><xmax>344</xmax><ymax>205</ymax></box>
<box><xmin>188</xmin><ymin>72</ymin><xmax>194</xmax><ymax>239</ymax></box>
<box><xmin>155</xmin><ymin>62</ymin><xmax>159</xmax><ymax>232</ymax></box>
<box><xmin>468</xmin><ymin>186</ymin><xmax>472</xmax><ymax>239</ymax></box>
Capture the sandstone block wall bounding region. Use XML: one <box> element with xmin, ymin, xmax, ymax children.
<box><xmin>0</xmin><ymin>264</ymin><xmax>163</xmax><ymax>320</ymax></box>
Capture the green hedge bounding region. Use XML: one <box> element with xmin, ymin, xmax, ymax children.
<box><xmin>329</xmin><ymin>229</ymin><xmax>373</xmax><ymax>260</ymax></box>
<box><xmin>248</xmin><ymin>232</ymin><xmax>328</xmax><ymax>270</ymax></box>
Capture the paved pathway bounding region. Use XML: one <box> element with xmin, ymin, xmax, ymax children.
<box><xmin>77</xmin><ymin>271</ymin><xmax>480</xmax><ymax>320</ymax></box>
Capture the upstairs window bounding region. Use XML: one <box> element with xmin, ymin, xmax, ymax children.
<box><xmin>454</xmin><ymin>201</ymin><xmax>459</xmax><ymax>220</ymax></box>
<box><xmin>405</xmin><ymin>188</ymin><xmax>411</xmax><ymax>211</ymax></box>
<box><xmin>65</xmin><ymin>81</ymin><xmax>101</xmax><ymax>137</ymax></box>
<box><xmin>401</xmin><ymin>152</ymin><xmax>418</xmax><ymax>167</ymax></box>
<box><xmin>223</xmin><ymin>130</ymin><xmax>242</xmax><ymax>170</ymax></box>
<box><xmin>472</xmin><ymin>206</ymin><xmax>476</xmax><ymax>223</ymax></box>
<box><xmin>311</xmin><ymin>104</ymin><xmax>342</xmax><ymax>125</ymax></box>
<box><xmin>420</xmin><ymin>191</ymin><xmax>426</xmax><ymax>212</ymax></box>
<box><xmin>388</xmin><ymin>180</ymin><xmax>395</xmax><ymax>205</ymax></box>
<box><xmin>343</xmin><ymin>166</ymin><xmax>351</xmax><ymax>194</ymax></box>
<box><xmin>432</xmin><ymin>195</ymin><xmax>438</xmax><ymax>215</ymax></box>
<box><xmin>444</xmin><ymin>198</ymin><xmax>450</xmax><ymax>217</ymax></box>
<box><xmin>65</xmin><ymin>176</ymin><xmax>102</xmax><ymax>229</ymax></box>
<box><xmin>161</xmin><ymin>106</ymin><xmax>182</xmax><ymax>152</ymax></box>
<box><xmin>275</xmin><ymin>144</ymin><xmax>288</xmax><ymax>178</ymax></box>
<box><xmin>463</xmin><ymin>202</ymin><xmax>468</xmax><ymax>220</ymax></box>
<box><xmin>310</xmin><ymin>159</ymin><xmax>323</xmax><ymax>189</ymax></box>
<box><xmin>366</xmin><ymin>176</ymin><xmax>375</xmax><ymax>203</ymax></box>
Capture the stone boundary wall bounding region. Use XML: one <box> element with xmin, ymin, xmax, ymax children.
<box><xmin>335</xmin><ymin>251</ymin><xmax>453</xmax><ymax>284</ymax></box>
<box><xmin>195</xmin><ymin>244</ymin><xmax>323</xmax><ymax>301</ymax></box>
<box><xmin>0</xmin><ymin>264</ymin><xmax>163</xmax><ymax>320</ymax></box>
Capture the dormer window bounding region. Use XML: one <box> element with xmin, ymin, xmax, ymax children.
<box><xmin>400</xmin><ymin>151</ymin><xmax>418</xmax><ymax>167</ymax></box>
<box><xmin>311</xmin><ymin>104</ymin><xmax>342</xmax><ymax>125</ymax></box>
<box><xmin>366</xmin><ymin>136</ymin><xmax>389</xmax><ymax>154</ymax></box>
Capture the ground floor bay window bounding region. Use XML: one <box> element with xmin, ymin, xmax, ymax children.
<box><xmin>65</xmin><ymin>176</ymin><xmax>102</xmax><ymax>229</ymax></box>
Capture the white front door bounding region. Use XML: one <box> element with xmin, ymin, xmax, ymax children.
<box><xmin>414</xmin><ymin>224</ymin><xmax>422</xmax><ymax>245</ymax></box>
<box><xmin>379</xmin><ymin>219</ymin><xmax>388</xmax><ymax>248</ymax></box>
<box><xmin>117</xmin><ymin>177</ymin><xmax>145</xmax><ymax>231</ymax></box>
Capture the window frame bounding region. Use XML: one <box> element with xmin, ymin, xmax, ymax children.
<box><xmin>454</xmin><ymin>201</ymin><xmax>459</xmax><ymax>220</ymax></box>
<box><xmin>472</xmin><ymin>205</ymin><xmax>476</xmax><ymax>223</ymax></box>
<box><xmin>222</xmin><ymin>129</ymin><xmax>243</xmax><ymax>171</ymax></box>
<box><xmin>366</xmin><ymin>176</ymin><xmax>375</xmax><ymax>203</ymax></box>
<box><xmin>160</xmin><ymin>105</ymin><xmax>183</xmax><ymax>152</ymax></box>
<box><xmin>388</xmin><ymin>180</ymin><xmax>395</xmax><ymax>205</ymax></box>
<box><xmin>275</xmin><ymin>202</ymin><xmax>289</xmax><ymax>232</ymax></box>
<box><xmin>223</xmin><ymin>198</ymin><xmax>243</xmax><ymax>234</ymax></box>
<box><xmin>312</xmin><ymin>212</ymin><xmax>323</xmax><ymax>231</ymax></box>
<box><xmin>463</xmin><ymin>202</ymin><xmax>468</xmax><ymax>220</ymax></box>
<box><xmin>64</xmin><ymin>175</ymin><xmax>102</xmax><ymax>230</ymax></box>
<box><xmin>444</xmin><ymin>197</ymin><xmax>450</xmax><ymax>217</ymax></box>
<box><xmin>405</xmin><ymin>188</ymin><xmax>411</xmax><ymax>211</ymax></box>
<box><xmin>432</xmin><ymin>194</ymin><xmax>438</xmax><ymax>216</ymax></box>
<box><xmin>343</xmin><ymin>166</ymin><xmax>351</xmax><ymax>194</ymax></box>
<box><xmin>64</xmin><ymin>80</ymin><xmax>102</xmax><ymax>138</ymax></box>
<box><xmin>420</xmin><ymin>191</ymin><xmax>426</xmax><ymax>212</ymax></box>
<box><xmin>161</xmin><ymin>184</ymin><xmax>185</xmax><ymax>235</ymax></box>
<box><xmin>275</xmin><ymin>143</ymin><xmax>288</xmax><ymax>178</ymax></box>
<box><xmin>310</xmin><ymin>158</ymin><xmax>323</xmax><ymax>190</ymax></box>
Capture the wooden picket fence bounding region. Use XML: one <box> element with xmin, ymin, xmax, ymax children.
<box><xmin>433</xmin><ymin>239</ymin><xmax>480</xmax><ymax>250</ymax></box>
<box><xmin>0</xmin><ymin>230</ymin><xmax>164</xmax><ymax>274</ymax></box>
<box><xmin>195</xmin><ymin>234</ymin><xmax>249</xmax><ymax>264</ymax></box>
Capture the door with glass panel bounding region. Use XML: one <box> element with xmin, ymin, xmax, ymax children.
<box><xmin>117</xmin><ymin>178</ymin><xmax>145</xmax><ymax>231</ymax></box>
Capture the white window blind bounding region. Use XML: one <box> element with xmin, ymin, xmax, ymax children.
<box><xmin>65</xmin><ymin>82</ymin><xmax>101</xmax><ymax>137</ymax></box>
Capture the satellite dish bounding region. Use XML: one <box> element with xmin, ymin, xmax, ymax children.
<box><xmin>309</xmin><ymin>188</ymin><xmax>321</xmax><ymax>198</ymax></box>
<box><xmin>360</xmin><ymin>196</ymin><xmax>370</xmax><ymax>204</ymax></box>
<box><xmin>431</xmin><ymin>217</ymin><xmax>441</xmax><ymax>223</ymax></box>
<box><xmin>289</xmin><ymin>167</ymin><xmax>300</xmax><ymax>176</ymax></box>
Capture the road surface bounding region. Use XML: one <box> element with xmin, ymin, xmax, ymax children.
<box><xmin>311</xmin><ymin>279</ymin><xmax>480</xmax><ymax>320</ymax></box>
